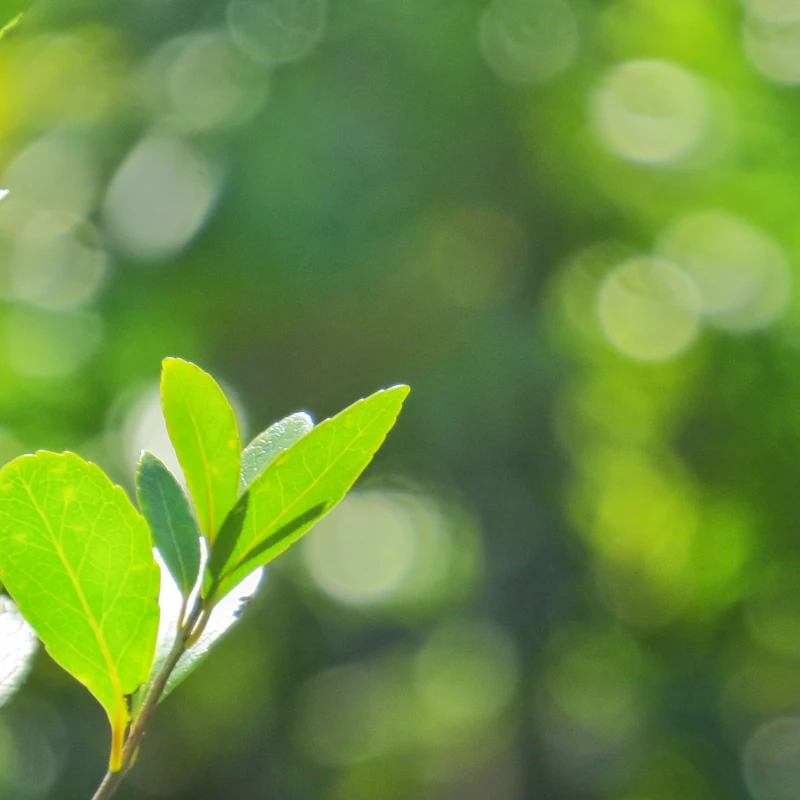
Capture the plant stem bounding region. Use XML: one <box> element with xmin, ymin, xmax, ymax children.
<box><xmin>90</xmin><ymin>598</ymin><xmax>205</xmax><ymax>800</ymax></box>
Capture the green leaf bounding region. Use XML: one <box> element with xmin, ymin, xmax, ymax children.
<box><xmin>0</xmin><ymin>0</ymin><xmax>31</xmax><ymax>36</ymax></box>
<box><xmin>0</xmin><ymin>452</ymin><xmax>160</xmax><ymax>771</ymax></box>
<box><xmin>137</xmin><ymin>452</ymin><xmax>201</xmax><ymax>599</ymax></box>
<box><xmin>161</xmin><ymin>357</ymin><xmax>241</xmax><ymax>543</ymax></box>
<box><xmin>149</xmin><ymin>550</ymin><xmax>263</xmax><ymax>698</ymax></box>
<box><xmin>0</xmin><ymin>595</ymin><xmax>37</xmax><ymax>709</ymax></box>
<box><xmin>240</xmin><ymin>411</ymin><xmax>314</xmax><ymax>492</ymax></box>
<box><xmin>206</xmin><ymin>385</ymin><xmax>409</xmax><ymax>601</ymax></box>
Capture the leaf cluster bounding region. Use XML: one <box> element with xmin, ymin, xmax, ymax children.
<box><xmin>0</xmin><ymin>358</ymin><xmax>407</xmax><ymax>795</ymax></box>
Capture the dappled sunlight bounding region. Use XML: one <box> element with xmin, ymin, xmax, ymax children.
<box><xmin>592</xmin><ymin>59</ymin><xmax>710</xmax><ymax>165</ymax></box>
<box><xmin>657</xmin><ymin>211</ymin><xmax>791</xmax><ymax>331</ymax></box>
<box><xmin>102</xmin><ymin>134</ymin><xmax>223</xmax><ymax>262</ymax></box>
<box><xmin>302</xmin><ymin>489</ymin><xmax>480</xmax><ymax>612</ymax></box>
<box><xmin>598</xmin><ymin>257</ymin><xmax>700</xmax><ymax>361</ymax></box>
<box><xmin>479</xmin><ymin>0</ymin><xmax>579</xmax><ymax>85</ymax></box>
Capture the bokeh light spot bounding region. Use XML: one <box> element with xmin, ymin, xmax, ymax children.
<box><xmin>9</xmin><ymin>214</ymin><xmax>108</xmax><ymax>311</ymax></box>
<box><xmin>744</xmin><ymin>14</ymin><xmax>800</xmax><ymax>83</ymax></box>
<box><xmin>657</xmin><ymin>211</ymin><xmax>790</xmax><ymax>331</ymax></box>
<box><xmin>121</xmin><ymin>385</ymin><xmax>184</xmax><ymax>486</ymax></box>
<box><xmin>226</xmin><ymin>0</ymin><xmax>327</xmax><ymax>66</ymax></box>
<box><xmin>598</xmin><ymin>257</ymin><xmax>700</xmax><ymax>361</ymax></box>
<box><xmin>592</xmin><ymin>59</ymin><xmax>709</xmax><ymax>164</ymax></box>
<box><xmin>479</xmin><ymin>0</ymin><xmax>579</xmax><ymax>85</ymax></box>
<box><xmin>413</xmin><ymin>619</ymin><xmax>519</xmax><ymax>733</ymax></box>
<box><xmin>744</xmin><ymin>716</ymin><xmax>800</xmax><ymax>800</ymax></box>
<box><xmin>2</xmin><ymin>132</ymin><xmax>100</xmax><ymax>219</ymax></box>
<box><xmin>303</xmin><ymin>491</ymin><xmax>418</xmax><ymax>605</ymax></box>
<box><xmin>102</xmin><ymin>134</ymin><xmax>222</xmax><ymax>262</ymax></box>
<box><xmin>746</xmin><ymin>0</ymin><xmax>800</xmax><ymax>22</ymax></box>
<box><xmin>294</xmin><ymin>660</ymin><xmax>410</xmax><ymax>765</ymax></box>
<box><xmin>140</xmin><ymin>29</ymin><xmax>269</xmax><ymax>133</ymax></box>
<box><xmin>3</xmin><ymin>307</ymin><xmax>103</xmax><ymax>379</ymax></box>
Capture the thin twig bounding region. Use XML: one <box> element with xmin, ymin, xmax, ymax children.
<box><xmin>90</xmin><ymin>598</ymin><xmax>205</xmax><ymax>800</ymax></box>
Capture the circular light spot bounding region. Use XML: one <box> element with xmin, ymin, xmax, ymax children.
<box><xmin>413</xmin><ymin>619</ymin><xmax>519</xmax><ymax>732</ymax></box>
<box><xmin>3</xmin><ymin>307</ymin><xmax>103</xmax><ymax>379</ymax></box>
<box><xmin>102</xmin><ymin>134</ymin><xmax>222</xmax><ymax>262</ymax></box>
<box><xmin>657</xmin><ymin>211</ymin><xmax>790</xmax><ymax>331</ymax></box>
<box><xmin>226</xmin><ymin>0</ymin><xmax>326</xmax><ymax>66</ymax></box>
<box><xmin>598</xmin><ymin>257</ymin><xmax>700</xmax><ymax>361</ymax></box>
<box><xmin>744</xmin><ymin>716</ymin><xmax>800</xmax><ymax>800</ymax></box>
<box><xmin>9</xmin><ymin>212</ymin><xmax>108</xmax><ymax>311</ymax></box>
<box><xmin>746</xmin><ymin>0</ymin><xmax>800</xmax><ymax>22</ymax></box>
<box><xmin>479</xmin><ymin>0</ymin><xmax>579</xmax><ymax>85</ymax></box>
<box><xmin>294</xmin><ymin>661</ymin><xmax>409</xmax><ymax>765</ymax></box>
<box><xmin>140</xmin><ymin>29</ymin><xmax>269</xmax><ymax>133</ymax></box>
<box><xmin>2</xmin><ymin>132</ymin><xmax>99</xmax><ymax>218</ymax></box>
<box><xmin>303</xmin><ymin>491</ymin><xmax>419</xmax><ymax>605</ymax></box>
<box><xmin>744</xmin><ymin>14</ymin><xmax>800</xmax><ymax>83</ymax></box>
<box><xmin>592</xmin><ymin>59</ymin><xmax>709</xmax><ymax>164</ymax></box>
<box><xmin>122</xmin><ymin>385</ymin><xmax>185</xmax><ymax>486</ymax></box>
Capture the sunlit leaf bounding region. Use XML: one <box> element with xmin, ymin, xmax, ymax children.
<box><xmin>0</xmin><ymin>452</ymin><xmax>160</xmax><ymax>771</ymax></box>
<box><xmin>240</xmin><ymin>411</ymin><xmax>314</xmax><ymax>492</ymax></box>
<box><xmin>161</xmin><ymin>358</ymin><xmax>241</xmax><ymax>543</ymax></box>
<box><xmin>0</xmin><ymin>0</ymin><xmax>31</xmax><ymax>37</ymax></box>
<box><xmin>0</xmin><ymin>595</ymin><xmax>37</xmax><ymax>708</ymax></box>
<box><xmin>137</xmin><ymin>452</ymin><xmax>202</xmax><ymax>598</ymax></box>
<box><xmin>205</xmin><ymin>385</ymin><xmax>409</xmax><ymax>601</ymax></box>
<box><xmin>149</xmin><ymin>548</ymin><xmax>263</xmax><ymax>698</ymax></box>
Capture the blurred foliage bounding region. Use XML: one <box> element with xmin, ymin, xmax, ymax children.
<box><xmin>1</xmin><ymin>0</ymin><xmax>800</xmax><ymax>798</ymax></box>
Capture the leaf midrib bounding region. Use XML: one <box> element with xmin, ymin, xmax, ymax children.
<box><xmin>228</xmin><ymin>400</ymin><xmax>396</xmax><ymax>576</ymax></box>
<box><xmin>154</xmin><ymin>473</ymin><xmax>190</xmax><ymax>589</ymax></box>
<box><xmin>174</xmin><ymin>374</ymin><xmax>218</xmax><ymax>537</ymax></box>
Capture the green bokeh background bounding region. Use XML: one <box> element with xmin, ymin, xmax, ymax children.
<box><xmin>2</xmin><ymin>0</ymin><xmax>800</xmax><ymax>798</ymax></box>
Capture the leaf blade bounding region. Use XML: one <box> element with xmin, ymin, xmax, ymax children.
<box><xmin>161</xmin><ymin>358</ymin><xmax>241</xmax><ymax>542</ymax></box>
<box><xmin>206</xmin><ymin>385</ymin><xmax>409</xmax><ymax>599</ymax></box>
<box><xmin>137</xmin><ymin>452</ymin><xmax>201</xmax><ymax>598</ymax></box>
<box><xmin>0</xmin><ymin>452</ymin><xmax>160</xmax><ymax>769</ymax></box>
<box><xmin>240</xmin><ymin>411</ymin><xmax>314</xmax><ymax>492</ymax></box>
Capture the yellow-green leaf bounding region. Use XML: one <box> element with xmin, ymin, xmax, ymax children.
<box><xmin>0</xmin><ymin>0</ymin><xmax>31</xmax><ymax>36</ymax></box>
<box><xmin>0</xmin><ymin>452</ymin><xmax>160</xmax><ymax>771</ymax></box>
<box><xmin>205</xmin><ymin>385</ymin><xmax>409</xmax><ymax>601</ymax></box>
<box><xmin>161</xmin><ymin>358</ymin><xmax>241</xmax><ymax>543</ymax></box>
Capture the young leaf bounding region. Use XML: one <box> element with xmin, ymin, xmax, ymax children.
<box><xmin>240</xmin><ymin>411</ymin><xmax>314</xmax><ymax>492</ymax></box>
<box><xmin>148</xmin><ymin>550</ymin><xmax>263</xmax><ymax>698</ymax></box>
<box><xmin>205</xmin><ymin>385</ymin><xmax>409</xmax><ymax>601</ymax></box>
<box><xmin>0</xmin><ymin>452</ymin><xmax>160</xmax><ymax>771</ymax></box>
<box><xmin>0</xmin><ymin>595</ymin><xmax>38</xmax><ymax>709</ymax></box>
<box><xmin>137</xmin><ymin>452</ymin><xmax>201</xmax><ymax>599</ymax></box>
<box><xmin>161</xmin><ymin>358</ymin><xmax>241</xmax><ymax>543</ymax></box>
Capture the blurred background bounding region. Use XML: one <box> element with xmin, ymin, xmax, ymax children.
<box><xmin>3</xmin><ymin>0</ymin><xmax>800</xmax><ymax>797</ymax></box>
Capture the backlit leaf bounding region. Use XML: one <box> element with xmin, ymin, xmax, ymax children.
<box><xmin>137</xmin><ymin>452</ymin><xmax>202</xmax><ymax>598</ymax></box>
<box><xmin>161</xmin><ymin>358</ymin><xmax>241</xmax><ymax>543</ymax></box>
<box><xmin>0</xmin><ymin>595</ymin><xmax>37</xmax><ymax>708</ymax></box>
<box><xmin>148</xmin><ymin>548</ymin><xmax>263</xmax><ymax>698</ymax></box>
<box><xmin>0</xmin><ymin>452</ymin><xmax>160</xmax><ymax>771</ymax></box>
<box><xmin>240</xmin><ymin>411</ymin><xmax>314</xmax><ymax>492</ymax></box>
<box><xmin>205</xmin><ymin>385</ymin><xmax>409</xmax><ymax>601</ymax></box>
